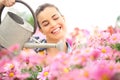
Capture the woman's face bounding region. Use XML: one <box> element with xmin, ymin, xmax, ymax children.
<box><xmin>37</xmin><ymin>7</ymin><xmax>67</xmax><ymax>42</ymax></box>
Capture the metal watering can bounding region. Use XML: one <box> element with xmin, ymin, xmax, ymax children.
<box><xmin>0</xmin><ymin>0</ymin><xmax>63</xmax><ymax>52</ymax></box>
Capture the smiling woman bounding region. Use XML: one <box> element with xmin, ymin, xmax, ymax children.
<box><xmin>34</xmin><ymin>3</ymin><xmax>71</xmax><ymax>57</ymax></box>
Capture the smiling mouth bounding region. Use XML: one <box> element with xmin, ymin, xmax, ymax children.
<box><xmin>51</xmin><ymin>27</ymin><xmax>61</xmax><ymax>34</ymax></box>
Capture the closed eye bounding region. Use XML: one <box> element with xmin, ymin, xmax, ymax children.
<box><xmin>42</xmin><ymin>21</ymin><xmax>49</xmax><ymax>27</ymax></box>
<box><xmin>53</xmin><ymin>16</ymin><xmax>59</xmax><ymax>20</ymax></box>
<box><xmin>52</xmin><ymin>14</ymin><xmax>59</xmax><ymax>20</ymax></box>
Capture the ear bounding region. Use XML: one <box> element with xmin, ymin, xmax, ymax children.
<box><xmin>62</xmin><ymin>15</ymin><xmax>65</xmax><ymax>21</ymax></box>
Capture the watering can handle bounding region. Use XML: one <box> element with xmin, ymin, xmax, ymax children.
<box><xmin>0</xmin><ymin>0</ymin><xmax>37</xmax><ymax>34</ymax></box>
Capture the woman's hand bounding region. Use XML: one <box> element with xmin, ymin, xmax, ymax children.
<box><xmin>0</xmin><ymin>0</ymin><xmax>15</xmax><ymax>7</ymax></box>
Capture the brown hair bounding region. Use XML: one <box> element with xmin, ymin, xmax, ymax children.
<box><xmin>35</xmin><ymin>3</ymin><xmax>62</xmax><ymax>29</ymax></box>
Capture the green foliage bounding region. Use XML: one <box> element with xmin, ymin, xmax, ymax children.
<box><xmin>36</xmin><ymin>65</ymin><xmax>43</xmax><ymax>72</ymax></box>
<box><xmin>111</xmin><ymin>43</ymin><xmax>120</xmax><ymax>51</ymax></box>
<box><xmin>116</xmin><ymin>56</ymin><xmax>120</xmax><ymax>63</ymax></box>
<box><xmin>21</xmin><ymin>65</ymin><xmax>43</xmax><ymax>80</ymax></box>
<box><xmin>110</xmin><ymin>43</ymin><xmax>120</xmax><ymax>63</ymax></box>
<box><xmin>70</xmin><ymin>64</ymin><xmax>83</xmax><ymax>69</ymax></box>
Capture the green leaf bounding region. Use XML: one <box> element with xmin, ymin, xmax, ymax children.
<box><xmin>116</xmin><ymin>57</ymin><xmax>120</xmax><ymax>63</ymax></box>
<box><xmin>36</xmin><ymin>65</ymin><xmax>43</xmax><ymax>72</ymax></box>
<box><xmin>115</xmin><ymin>43</ymin><xmax>120</xmax><ymax>51</ymax></box>
<box><xmin>70</xmin><ymin>64</ymin><xmax>83</xmax><ymax>69</ymax></box>
<box><xmin>21</xmin><ymin>68</ymin><xmax>29</xmax><ymax>73</ymax></box>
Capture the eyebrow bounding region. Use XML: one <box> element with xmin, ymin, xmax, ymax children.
<box><xmin>42</xmin><ymin>20</ymin><xmax>48</xmax><ymax>24</ymax></box>
<box><xmin>52</xmin><ymin>14</ymin><xmax>57</xmax><ymax>18</ymax></box>
<box><xmin>41</xmin><ymin>14</ymin><xmax>57</xmax><ymax>24</ymax></box>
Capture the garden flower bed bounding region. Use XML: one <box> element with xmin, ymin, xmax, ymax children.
<box><xmin>0</xmin><ymin>26</ymin><xmax>120</xmax><ymax>80</ymax></box>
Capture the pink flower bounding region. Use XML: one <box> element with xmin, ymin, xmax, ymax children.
<box><xmin>89</xmin><ymin>48</ymin><xmax>101</xmax><ymax>60</ymax></box>
<box><xmin>109</xmin><ymin>33</ymin><xmax>120</xmax><ymax>44</ymax></box>
<box><xmin>37</xmin><ymin>66</ymin><xmax>51</xmax><ymax>80</ymax></box>
<box><xmin>90</xmin><ymin>61</ymin><xmax>114</xmax><ymax>80</ymax></box>
<box><xmin>58</xmin><ymin>69</ymin><xmax>82</xmax><ymax>80</ymax></box>
<box><xmin>0</xmin><ymin>48</ymin><xmax>9</xmax><ymax>58</ymax></box>
<box><xmin>8</xmin><ymin>44</ymin><xmax>20</xmax><ymax>54</ymax></box>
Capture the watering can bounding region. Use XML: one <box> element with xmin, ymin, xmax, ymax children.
<box><xmin>0</xmin><ymin>0</ymin><xmax>64</xmax><ymax>52</ymax></box>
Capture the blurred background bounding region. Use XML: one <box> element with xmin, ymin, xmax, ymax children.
<box><xmin>2</xmin><ymin>0</ymin><xmax>120</xmax><ymax>33</ymax></box>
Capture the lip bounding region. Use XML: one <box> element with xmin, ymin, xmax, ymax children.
<box><xmin>51</xmin><ymin>27</ymin><xmax>61</xmax><ymax>34</ymax></box>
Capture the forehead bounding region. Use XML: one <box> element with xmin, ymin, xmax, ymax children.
<box><xmin>37</xmin><ymin>7</ymin><xmax>60</xmax><ymax>21</ymax></box>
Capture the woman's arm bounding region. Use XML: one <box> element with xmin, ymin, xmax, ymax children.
<box><xmin>0</xmin><ymin>1</ymin><xmax>4</xmax><ymax>9</ymax></box>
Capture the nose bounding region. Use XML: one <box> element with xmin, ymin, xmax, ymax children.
<box><xmin>50</xmin><ymin>20</ymin><xmax>57</xmax><ymax>27</ymax></box>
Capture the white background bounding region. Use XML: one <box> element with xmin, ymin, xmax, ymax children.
<box><xmin>3</xmin><ymin>0</ymin><xmax>120</xmax><ymax>33</ymax></box>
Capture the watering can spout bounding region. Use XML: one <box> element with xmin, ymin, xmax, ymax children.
<box><xmin>24</xmin><ymin>40</ymin><xmax>64</xmax><ymax>51</ymax></box>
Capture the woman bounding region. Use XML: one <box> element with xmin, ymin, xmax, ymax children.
<box><xmin>35</xmin><ymin>3</ymin><xmax>71</xmax><ymax>56</ymax></box>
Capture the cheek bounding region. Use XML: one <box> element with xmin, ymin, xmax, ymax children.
<box><xmin>42</xmin><ymin>28</ymin><xmax>50</xmax><ymax>35</ymax></box>
<box><xmin>62</xmin><ymin>23</ymin><xmax>67</xmax><ymax>31</ymax></box>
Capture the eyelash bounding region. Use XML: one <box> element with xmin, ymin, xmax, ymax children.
<box><xmin>44</xmin><ymin>23</ymin><xmax>49</xmax><ymax>26</ymax></box>
<box><xmin>43</xmin><ymin>17</ymin><xmax>59</xmax><ymax>27</ymax></box>
<box><xmin>54</xmin><ymin>17</ymin><xmax>59</xmax><ymax>20</ymax></box>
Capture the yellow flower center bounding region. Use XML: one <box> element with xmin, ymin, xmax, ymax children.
<box><xmin>109</xmin><ymin>65</ymin><xmax>113</xmax><ymax>70</ymax></box>
<box><xmin>9</xmin><ymin>72</ymin><xmax>14</xmax><ymax>77</ymax></box>
<box><xmin>112</xmin><ymin>37</ymin><xmax>117</xmax><ymax>41</ymax></box>
<box><xmin>43</xmin><ymin>72</ymin><xmax>49</xmax><ymax>77</ymax></box>
<box><xmin>101</xmin><ymin>48</ymin><xmax>106</xmax><ymax>53</ymax></box>
<box><xmin>101</xmin><ymin>74</ymin><xmax>110</xmax><ymax>80</ymax></box>
<box><xmin>74</xmin><ymin>57</ymin><xmax>78</xmax><ymax>62</ymax></box>
<box><xmin>63</xmin><ymin>68</ymin><xmax>69</xmax><ymax>73</ymax></box>
<box><xmin>81</xmin><ymin>56</ymin><xmax>86</xmax><ymax>62</ymax></box>
<box><xmin>86</xmin><ymin>49</ymin><xmax>90</xmax><ymax>53</ymax></box>
<box><xmin>10</xmin><ymin>64</ymin><xmax>14</xmax><ymax>69</ymax></box>
<box><xmin>97</xmin><ymin>34</ymin><xmax>101</xmax><ymax>37</ymax></box>
<box><xmin>84</xmin><ymin>70</ymin><xmax>89</xmax><ymax>77</ymax></box>
<box><xmin>90</xmin><ymin>56</ymin><xmax>95</xmax><ymax>60</ymax></box>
